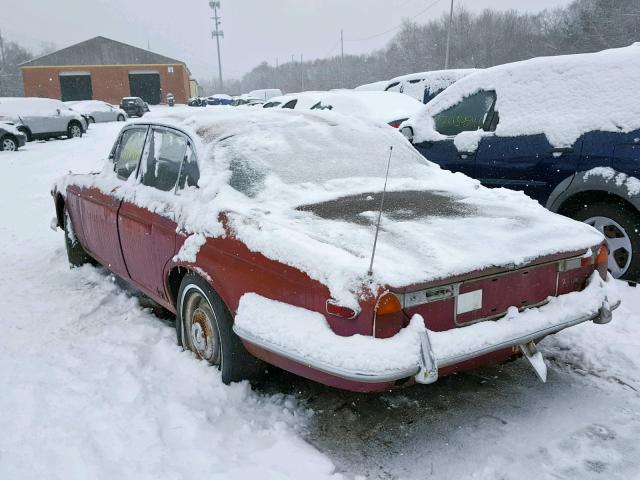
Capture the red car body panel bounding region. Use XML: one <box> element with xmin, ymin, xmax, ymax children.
<box><xmin>119</xmin><ymin>200</ymin><xmax>177</xmax><ymax>301</ymax></box>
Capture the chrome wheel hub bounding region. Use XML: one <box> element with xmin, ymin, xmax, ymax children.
<box><xmin>71</xmin><ymin>126</ymin><xmax>81</xmax><ymax>137</ymax></box>
<box><xmin>584</xmin><ymin>215</ymin><xmax>632</xmax><ymax>278</ymax></box>
<box><xmin>2</xmin><ymin>139</ymin><xmax>16</xmax><ymax>151</ymax></box>
<box><xmin>183</xmin><ymin>289</ymin><xmax>220</xmax><ymax>365</ymax></box>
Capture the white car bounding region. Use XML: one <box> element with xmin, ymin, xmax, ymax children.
<box><xmin>66</xmin><ymin>100</ymin><xmax>127</xmax><ymax>123</ymax></box>
<box><xmin>308</xmin><ymin>91</ymin><xmax>424</xmax><ymax>127</ymax></box>
<box><xmin>385</xmin><ymin>69</ymin><xmax>478</xmax><ymax>103</ymax></box>
<box><xmin>0</xmin><ymin>97</ymin><xmax>87</xmax><ymax>141</ymax></box>
<box><xmin>264</xmin><ymin>90</ymin><xmax>423</xmax><ymax>127</ymax></box>
<box><xmin>247</xmin><ymin>89</ymin><xmax>283</xmax><ymax>101</ymax></box>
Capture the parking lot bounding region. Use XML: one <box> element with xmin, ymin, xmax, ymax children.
<box><xmin>1</xmin><ymin>119</ymin><xmax>639</xmax><ymax>480</ymax></box>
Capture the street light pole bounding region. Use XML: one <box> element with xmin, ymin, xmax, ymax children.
<box><xmin>209</xmin><ymin>1</ymin><xmax>224</xmax><ymax>90</ymax></box>
<box><xmin>444</xmin><ymin>0</ymin><xmax>454</xmax><ymax>70</ymax></box>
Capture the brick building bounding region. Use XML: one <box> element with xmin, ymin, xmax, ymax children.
<box><xmin>20</xmin><ymin>36</ymin><xmax>192</xmax><ymax>105</ymax></box>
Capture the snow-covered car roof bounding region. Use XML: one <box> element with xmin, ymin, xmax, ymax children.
<box><xmin>405</xmin><ymin>43</ymin><xmax>640</xmax><ymax>147</ymax></box>
<box><xmin>309</xmin><ymin>91</ymin><xmax>423</xmax><ymax>124</ymax></box>
<box><xmin>264</xmin><ymin>91</ymin><xmax>422</xmax><ymax>123</ymax></box>
<box><xmin>266</xmin><ymin>92</ymin><xmax>325</xmax><ymax>110</ymax></box>
<box><xmin>0</xmin><ymin>96</ymin><xmax>66</xmax><ymax>115</ymax></box>
<box><xmin>385</xmin><ymin>69</ymin><xmax>478</xmax><ymax>102</ymax></box>
<box><xmin>354</xmin><ymin>80</ymin><xmax>389</xmax><ymax>92</ymax></box>
<box><xmin>65</xmin><ymin>100</ymin><xmax>118</xmax><ymax>113</ymax></box>
<box><xmin>386</xmin><ymin>69</ymin><xmax>478</xmax><ymax>89</ymax></box>
<box><xmin>90</xmin><ymin>107</ymin><xmax>602</xmax><ymax>304</ymax></box>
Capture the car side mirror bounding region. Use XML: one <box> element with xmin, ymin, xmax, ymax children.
<box><xmin>400</xmin><ymin>126</ymin><xmax>414</xmax><ymax>143</ymax></box>
<box><xmin>56</xmin><ymin>109</ymin><xmax>61</xmax><ymax>115</ymax></box>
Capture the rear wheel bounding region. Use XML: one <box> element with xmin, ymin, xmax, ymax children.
<box><xmin>177</xmin><ymin>273</ymin><xmax>263</xmax><ymax>384</ymax></box>
<box><xmin>63</xmin><ymin>209</ymin><xmax>93</xmax><ymax>267</ymax></box>
<box><xmin>67</xmin><ymin>122</ymin><xmax>83</xmax><ymax>139</ymax></box>
<box><xmin>117</xmin><ymin>114</ymin><xmax>125</xmax><ymax>122</ymax></box>
<box><xmin>0</xmin><ymin>135</ymin><xmax>17</xmax><ymax>151</ymax></box>
<box><xmin>572</xmin><ymin>202</ymin><xmax>640</xmax><ymax>280</ymax></box>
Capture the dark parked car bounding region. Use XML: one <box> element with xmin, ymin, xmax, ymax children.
<box><xmin>120</xmin><ymin>97</ymin><xmax>149</xmax><ymax>117</ymax></box>
<box><xmin>187</xmin><ymin>97</ymin><xmax>208</xmax><ymax>107</ymax></box>
<box><xmin>402</xmin><ymin>44</ymin><xmax>640</xmax><ymax>281</ymax></box>
<box><xmin>0</xmin><ymin>122</ymin><xmax>27</xmax><ymax>151</ymax></box>
<box><xmin>51</xmin><ymin>110</ymin><xmax>616</xmax><ymax>392</ymax></box>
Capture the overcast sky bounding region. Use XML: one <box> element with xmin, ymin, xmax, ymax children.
<box><xmin>3</xmin><ymin>0</ymin><xmax>573</xmax><ymax>81</ymax></box>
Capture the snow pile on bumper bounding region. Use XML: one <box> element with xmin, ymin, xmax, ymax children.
<box><xmin>234</xmin><ymin>274</ymin><xmax>619</xmax><ymax>383</ymax></box>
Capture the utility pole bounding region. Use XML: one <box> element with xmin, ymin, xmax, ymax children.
<box><xmin>444</xmin><ymin>0</ymin><xmax>454</xmax><ymax>69</ymax></box>
<box><xmin>209</xmin><ymin>1</ymin><xmax>224</xmax><ymax>90</ymax></box>
<box><xmin>340</xmin><ymin>28</ymin><xmax>344</xmax><ymax>88</ymax></box>
<box><xmin>0</xmin><ymin>29</ymin><xmax>6</xmax><ymax>70</ymax></box>
<box><xmin>300</xmin><ymin>54</ymin><xmax>304</xmax><ymax>91</ymax></box>
<box><xmin>0</xmin><ymin>29</ymin><xmax>6</xmax><ymax>95</ymax></box>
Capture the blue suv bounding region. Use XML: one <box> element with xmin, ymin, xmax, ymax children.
<box><xmin>402</xmin><ymin>46</ymin><xmax>640</xmax><ymax>281</ymax></box>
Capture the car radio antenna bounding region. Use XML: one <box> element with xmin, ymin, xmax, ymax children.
<box><xmin>368</xmin><ymin>146</ymin><xmax>393</xmax><ymax>277</ymax></box>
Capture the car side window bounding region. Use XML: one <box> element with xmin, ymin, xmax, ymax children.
<box><xmin>433</xmin><ymin>90</ymin><xmax>497</xmax><ymax>136</ymax></box>
<box><xmin>282</xmin><ymin>99</ymin><xmax>297</xmax><ymax>109</ymax></box>
<box><xmin>114</xmin><ymin>127</ymin><xmax>148</xmax><ymax>180</ymax></box>
<box><xmin>140</xmin><ymin>128</ymin><xmax>188</xmax><ymax>192</ymax></box>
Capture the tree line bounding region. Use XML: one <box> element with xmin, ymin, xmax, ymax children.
<box><xmin>204</xmin><ymin>0</ymin><xmax>640</xmax><ymax>95</ymax></box>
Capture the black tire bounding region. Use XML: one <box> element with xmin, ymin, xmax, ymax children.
<box><xmin>63</xmin><ymin>209</ymin><xmax>93</xmax><ymax>267</ymax></box>
<box><xmin>0</xmin><ymin>135</ymin><xmax>18</xmax><ymax>151</ymax></box>
<box><xmin>572</xmin><ymin>201</ymin><xmax>640</xmax><ymax>281</ymax></box>
<box><xmin>67</xmin><ymin>121</ymin><xmax>83</xmax><ymax>139</ymax></box>
<box><xmin>17</xmin><ymin>126</ymin><xmax>32</xmax><ymax>142</ymax></box>
<box><xmin>117</xmin><ymin>114</ymin><xmax>125</xmax><ymax>122</ymax></box>
<box><xmin>89</xmin><ymin>116</ymin><xmax>95</xmax><ymax>124</ymax></box>
<box><xmin>177</xmin><ymin>273</ymin><xmax>263</xmax><ymax>384</ymax></box>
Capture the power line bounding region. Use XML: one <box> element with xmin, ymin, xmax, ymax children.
<box><xmin>345</xmin><ymin>0</ymin><xmax>443</xmax><ymax>43</ymax></box>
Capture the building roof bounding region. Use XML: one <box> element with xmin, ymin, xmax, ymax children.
<box><xmin>20</xmin><ymin>36</ymin><xmax>186</xmax><ymax>68</ymax></box>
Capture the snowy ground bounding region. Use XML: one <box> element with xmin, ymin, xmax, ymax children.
<box><xmin>1</xmin><ymin>118</ymin><xmax>639</xmax><ymax>480</ymax></box>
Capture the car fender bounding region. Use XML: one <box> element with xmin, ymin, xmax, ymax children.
<box><xmin>547</xmin><ymin>169</ymin><xmax>640</xmax><ymax>213</ymax></box>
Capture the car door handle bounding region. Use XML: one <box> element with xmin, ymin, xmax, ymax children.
<box><xmin>458</xmin><ymin>152</ymin><xmax>474</xmax><ymax>159</ymax></box>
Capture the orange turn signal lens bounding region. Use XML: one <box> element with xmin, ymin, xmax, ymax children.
<box><xmin>595</xmin><ymin>244</ymin><xmax>609</xmax><ymax>280</ymax></box>
<box><xmin>375</xmin><ymin>292</ymin><xmax>402</xmax><ymax>316</ymax></box>
<box><xmin>596</xmin><ymin>244</ymin><xmax>609</xmax><ymax>267</ymax></box>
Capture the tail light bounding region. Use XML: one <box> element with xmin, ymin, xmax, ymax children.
<box><xmin>374</xmin><ymin>291</ymin><xmax>405</xmax><ymax>338</ymax></box>
<box><xmin>375</xmin><ymin>292</ymin><xmax>402</xmax><ymax>315</ymax></box>
<box><xmin>595</xmin><ymin>243</ymin><xmax>609</xmax><ymax>280</ymax></box>
<box><xmin>326</xmin><ymin>299</ymin><xmax>359</xmax><ymax>319</ymax></box>
<box><xmin>388</xmin><ymin>119</ymin><xmax>407</xmax><ymax>129</ymax></box>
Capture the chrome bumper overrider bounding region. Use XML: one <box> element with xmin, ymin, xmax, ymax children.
<box><xmin>415</xmin><ymin>297</ymin><xmax>619</xmax><ymax>385</ymax></box>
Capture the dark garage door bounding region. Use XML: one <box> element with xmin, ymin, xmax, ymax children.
<box><xmin>129</xmin><ymin>72</ymin><xmax>161</xmax><ymax>105</ymax></box>
<box><xmin>60</xmin><ymin>74</ymin><xmax>93</xmax><ymax>102</ymax></box>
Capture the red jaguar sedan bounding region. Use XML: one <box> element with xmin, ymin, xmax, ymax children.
<box><xmin>52</xmin><ymin>109</ymin><xmax>619</xmax><ymax>392</ymax></box>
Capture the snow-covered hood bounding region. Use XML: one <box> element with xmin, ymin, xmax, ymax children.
<box><xmin>404</xmin><ymin>43</ymin><xmax>640</xmax><ymax>147</ymax></box>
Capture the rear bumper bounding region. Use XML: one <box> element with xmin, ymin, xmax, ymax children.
<box><xmin>233</xmin><ymin>274</ymin><xmax>620</xmax><ymax>387</ymax></box>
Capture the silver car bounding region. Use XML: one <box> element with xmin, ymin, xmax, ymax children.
<box><xmin>66</xmin><ymin>100</ymin><xmax>128</xmax><ymax>123</ymax></box>
<box><xmin>0</xmin><ymin>97</ymin><xmax>87</xmax><ymax>141</ymax></box>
